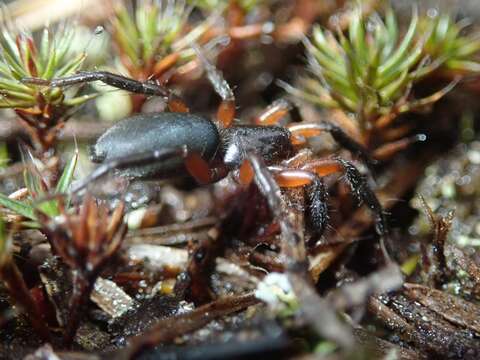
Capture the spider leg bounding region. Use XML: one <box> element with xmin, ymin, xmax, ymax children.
<box><xmin>22</xmin><ymin>71</ymin><xmax>189</xmax><ymax>113</ymax></box>
<box><xmin>304</xmin><ymin>176</ymin><xmax>329</xmax><ymax>248</ymax></box>
<box><xmin>242</xmin><ymin>154</ymin><xmax>305</xmax><ymax>268</ymax></box>
<box><xmin>194</xmin><ymin>46</ymin><xmax>236</xmax><ymax>128</ymax></box>
<box><xmin>269</xmin><ymin>168</ymin><xmax>329</xmax><ymax>247</ymax></box>
<box><xmin>288</xmin><ymin>122</ymin><xmax>377</xmax><ymax>171</ymax></box>
<box><xmin>301</xmin><ymin>158</ymin><xmax>391</xmax><ymax>262</ymax></box>
<box><xmin>185</xmin><ymin>152</ymin><xmax>229</xmax><ymax>184</ymax></box>
<box><xmin>228</xmin><ymin>19</ymin><xmax>307</xmax><ymax>43</ymax></box>
<box><xmin>300</xmin><ymin>158</ymin><xmax>344</xmax><ymax>176</ymax></box>
<box><xmin>229</xmin><ymin>24</ymin><xmax>266</xmax><ymax>40</ymax></box>
<box><xmin>240</xmin><ymin>155</ymin><xmax>333</xmax><ymax>268</ymax></box>
<box><xmin>253</xmin><ymin>98</ymin><xmax>292</xmax><ymax>125</ymax></box>
<box><xmin>70</xmin><ymin>146</ymin><xmax>225</xmax><ymax>194</ymax></box>
<box><xmin>253</xmin><ymin>99</ymin><xmax>376</xmax><ymax>169</ymax></box>
<box><xmin>240</xmin><ymin>155</ymin><xmax>360</xmax><ymax>347</ymax></box>
<box><xmin>337</xmin><ymin>159</ymin><xmax>391</xmax><ymax>262</ymax></box>
<box><xmin>336</xmin><ymin>159</ymin><xmax>386</xmax><ymax>231</ymax></box>
<box><xmin>300</xmin><ymin>158</ymin><xmax>378</xmax><ymax>215</ymax></box>
<box><xmin>240</xmin><ymin>157</ymin><xmax>330</xmax><ymax>248</ymax></box>
<box><xmin>70</xmin><ymin>147</ymin><xmax>188</xmax><ymax>194</ymax></box>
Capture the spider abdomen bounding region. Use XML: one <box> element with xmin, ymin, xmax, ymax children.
<box><xmin>90</xmin><ymin>112</ymin><xmax>220</xmax><ymax>179</ymax></box>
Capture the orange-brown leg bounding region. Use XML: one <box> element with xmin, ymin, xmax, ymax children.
<box><xmin>166</xmin><ymin>96</ymin><xmax>190</xmax><ymax>113</ymax></box>
<box><xmin>300</xmin><ymin>158</ymin><xmax>344</xmax><ymax>177</ymax></box>
<box><xmin>228</xmin><ymin>18</ymin><xmax>308</xmax><ymax>43</ymax></box>
<box><xmin>240</xmin><ymin>161</ymin><xmax>317</xmax><ymax>188</ymax></box>
<box><xmin>240</xmin><ymin>155</ymin><xmax>331</xmax><ymax>252</ymax></box>
<box><xmin>273</xmin><ymin>17</ymin><xmax>309</xmax><ymax>43</ymax></box>
<box><xmin>217</xmin><ymin>100</ymin><xmax>236</xmax><ymax>128</ymax></box>
<box><xmin>288</xmin><ymin>122</ymin><xmax>377</xmax><ymax>170</ymax></box>
<box><xmin>185</xmin><ymin>153</ymin><xmax>213</xmax><ymax>185</ymax></box>
<box><xmin>184</xmin><ymin>153</ymin><xmax>226</xmax><ymax>186</ymax></box>
<box><xmin>238</xmin><ymin>158</ymin><xmax>255</xmax><ymax>185</ymax></box>
<box><xmin>269</xmin><ymin>167</ymin><xmax>317</xmax><ymax>188</ymax></box>
<box><xmin>228</xmin><ymin>23</ymin><xmax>269</xmax><ymax>40</ymax></box>
<box><xmin>288</xmin><ymin>123</ymin><xmax>325</xmax><ymax>145</ymax></box>
<box><xmin>194</xmin><ymin>46</ymin><xmax>236</xmax><ymax>128</ymax></box>
<box><xmin>268</xmin><ymin>166</ymin><xmax>330</xmax><ymax>248</ymax></box>
<box><xmin>253</xmin><ymin>98</ymin><xmax>292</xmax><ymax>125</ymax></box>
<box><xmin>185</xmin><ymin>151</ymin><xmax>230</xmax><ymax>185</ymax></box>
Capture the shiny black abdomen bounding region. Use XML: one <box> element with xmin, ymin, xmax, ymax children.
<box><xmin>90</xmin><ymin>113</ymin><xmax>220</xmax><ymax>179</ymax></box>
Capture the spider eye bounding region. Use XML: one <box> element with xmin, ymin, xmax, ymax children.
<box><xmin>89</xmin><ymin>145</ymin><xmax>106</xmax><ymax>163</ymax></box>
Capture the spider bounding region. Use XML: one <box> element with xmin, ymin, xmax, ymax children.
<box><xmin>22</xmin><ymin>49</ymin><xmax>390</xmax><ymax>272</ymax></box>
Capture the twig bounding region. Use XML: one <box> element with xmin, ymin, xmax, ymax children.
<box><xmin>0</xmin><ymin>259</ymin><xmax>51</xmax><ymax>341</ymax></box>
<box><xmin>114</xmin><ymin>293</ymin><xmax>259</xmax><ymax>360</ymax></box>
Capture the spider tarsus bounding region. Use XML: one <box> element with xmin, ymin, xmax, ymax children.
<box><xmin>320</xmin><ymin>121</ymin><xmax>378</xmax><ymax>171</ymax></box>
<box><xmin>305</xmin><ymin>176</ymin><xmax>329</xmax><ymax>247</ymax></box>
<box><xmin>337</xmin><ymin>158</ymin><xmax>392</xmax><ymax>262</ymax></box>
